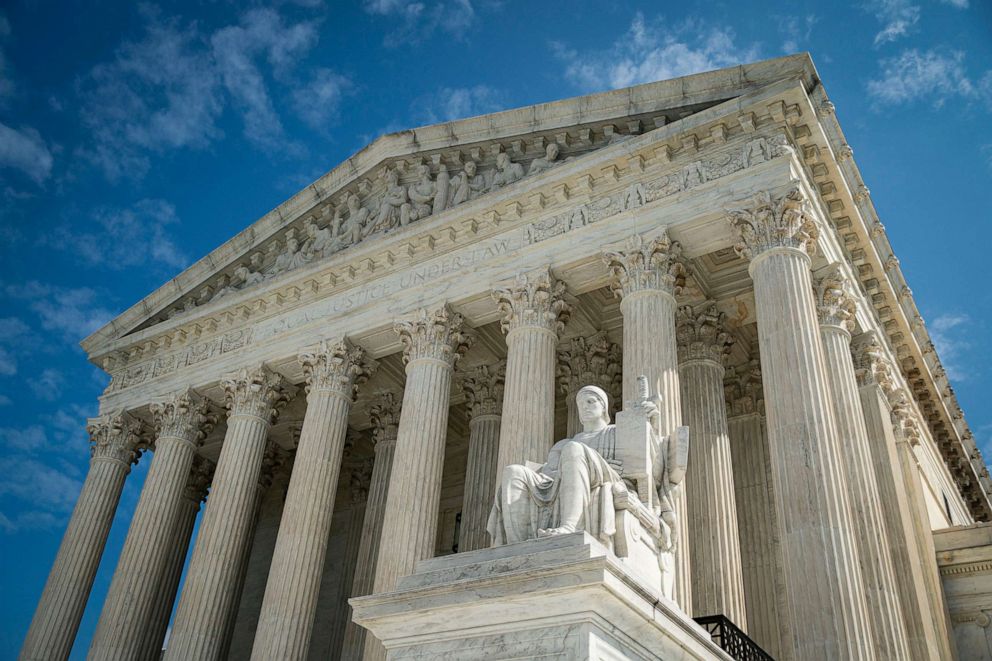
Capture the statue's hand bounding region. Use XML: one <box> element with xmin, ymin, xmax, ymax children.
<box><xmin>607</xmin><ymin>458</ymin><xmax>624</xmax><ymax>476</ymax></box>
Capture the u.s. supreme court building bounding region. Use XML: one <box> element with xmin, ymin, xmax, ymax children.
<box><xmin>20</xmin><ymin>54</ymin><xmax>992</xmax><ymax>661</ymax></box>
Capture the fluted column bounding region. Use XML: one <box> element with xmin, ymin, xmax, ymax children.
<box><xmin>164</xmin><ymin>365</ymin><xmax>294</xmax><ymax>661</ymax></box>
<box><xmin>137</xmin><ymin>457</ymin><xmax>213</xmax><ymax>661</ymax></box>
<box><xmin>457</xmin><ymin>363</ymin><xmax>505</xmax><ymax>552</ymax></box>
<box><xmin>557</xmin><ymin>333</ymin><xmax>622</xmax><ymax>437</ymax></box>
<box><xmin>493</xmin><ymin>269</ymin><xmax>570</xmax><ymax>474</ymax></box>
<box><xmin>676</xmin><ymin>302</ymin><xmax>746</xmax><ymax>626</ymax></box>
<box><xmin>252</xmin><ymin>340</ymin><xmax>375</xmax><ymax>661</ymax></box>
<box><xmin>326</xmin><ymin>465</ymin><xmax>370</xmax><ymax>659</ymax></box>
<box><xmin>20</xmin><ymin>412</ymin><xmax>145</xmax><ymax>661</ymax></box>
<box><xmin>813</xmin><ymin>269</ymin><xmax>910</xmax><ymax>660</ymax></box>
<box><xmin>89</xmin><ymin>390</ymin><xmax>218</xmax><ymax>660</ymax></box>
<box><xmin>890</xmin><ymin>399</ymin><xmax>957</xmax><ymax>658</ymax></box>
<box><xmin>854</xmin><ymin>333</ymin><xmax>953</xmax><ymax>660</ymax></box>
<box><xmin>725</xmin><ymin>361</ymin><xmax>789</xmax><ymax>659</ymax></box>
<box><xmin>366</xmin><ymin>305</ymin><xmax>471</xmax><ymax>659</ymax></box>
<box><xmin>341</xmin><ymin>392</ymin><xmax>400</xmax><ymax>661</ymax></box>
<box><xmin>728</xmin><ymin>187</ymin><xmax>874</xmax><ymax>660</ymax></box>
<box><xmin>603</xmin><ymin>229</ymin><xmax>691</xmax><ymax>611</ymax></box>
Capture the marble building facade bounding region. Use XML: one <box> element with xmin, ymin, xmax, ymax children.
<box><xmin>19</xmin><ymin>54</ymin><xmax>992</xmax><ymax>660</ymax></box>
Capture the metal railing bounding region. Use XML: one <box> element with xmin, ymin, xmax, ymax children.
<box><xmin>693</xmin><ymin>614</ymin><xmax>774</xmax><ymax>660</ymax></box>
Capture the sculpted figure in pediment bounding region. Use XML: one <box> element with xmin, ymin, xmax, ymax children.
<box><xmin>433</xmin><ymin>164</ymin><xmax>450</xmax><ymax>214</ymax></box>
<box><xmin>490</xmin><ymin>152</ymin><xmax>524</xmax><ymax>190</ymax></box>
<box><xmin>271</xmin><ymin>230</ymin><xmax>310</xmax><ymax>275</ymax></box>
<box><xmin>449</xmin><ymin>160</ymin><xmax>485</xmax><ymax>206</ymax></box>
<box><xmin>407</xmin><ymin>163</ymin><xmax>436</xmax><ymax>222</ymax></box>
<box><xmin>367</xmin><ymin>169</ymin><xmax>410</xmax><ymax>236</ymax></box>
<box><xmin>339</xmin><ymin>193</ymin><xmax>368</xmax><ymax>247</ymax></box>
<box><xmin>527</xmin><ymin>142</ymin><xmax>561</xmax><ymax>176</ymax></box>
<box><xmin>301</xmin><ymin>218</ymin><xmax>335</xmax><ymax>260</ymax></box>
<box><xmin>214</xmin><ymin>264</ymin><xmax>264</xmax><ymax>300</ymax></box>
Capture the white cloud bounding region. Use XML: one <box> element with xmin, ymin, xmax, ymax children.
<box><xmin>363</xmin><ymin>0</ymin><xmax>476</xmax><ymax>46</ymax></box>
<box><xmin>0</xmin><ymin>425</ymin><xmax>47</xmax><ymax>452</ymax></box>
<box><xmin>292</xmin><ymin>67</ymin><xmax>352</xmax><ymax>129</ymax></box>
<box><xmin>0</xmin><ymin>316</ymin><xmax>30</xmax><ymax>375</ymax></box>
<box><xmin>866</xmin><ymin>0</ymin><xmax>921</xmax><ymax>45</ymax></box>
<box><xmin>77</xmin><ymin>7</ymin><xmax>345</xmax><ymax>180</ymax></box>
<box><xmin>415</xmin><ymin>85</ymin><xmax>507</xmax><ymax>124</ymax></box>
<box><xmin>0</xmin><ymin>395</ymin><xmax>11</xmax><ymax>406</ymax></box>
<box><xmin>940</xmin><ymin>0</ymin><xmax>968</xmax><ymax>8</ymax></box>
<box><xmin>46</xmin><ymin>198</ymin><xmax>188</xmax><ymax>272</ymax></box>
<box><xmin>552</xmin><ymin>14</ymin><xmax>761</xmax><ymax>93</ymax></box>
<box><xmin>0</xmin><ymin>11</ymin><xmax>13</xmax><ymax>102</ymax></box>
<box><xmin>0</xmin><ymin>455</ymin><xmax>83</xmax><ymax>531</ymax></box>
<box><xmin>929</xmin><ymin>312</ymin><xmax>973</xmax><ymax>381</ymax></box>
<box><xmin>28</xmin><ymin>368</ymin><xmax>64</xmax><ymax>401</ymax></box>
<box><xmin>867</xmin><ymin>49</ymin><xmax>986</xmax><ymax>109</ymax></box>
<box><xmin>4</xmin><ymin>281</ymin><xmax>117</xmax><ymax>342</ymax></box>
<box><xmin>777</xmin><ymin>14</ymin><xmax>817</xmax><ymax>54</ymax></box>
<box><xmin>0</xmin><ymin>122</ymin><xmax>53</xmax><ymax>184</ymax></box>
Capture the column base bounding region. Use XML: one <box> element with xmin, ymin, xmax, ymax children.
<box><xmin>350</xmin><ymin>532</ymin><xmax>727</xmax><ymax>660</ymax></box>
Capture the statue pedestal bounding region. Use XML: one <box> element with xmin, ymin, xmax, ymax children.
<box><xmin>350</xmin><ymin>532</ymin><xmax>728</xmax><ymax>660</ymax></box>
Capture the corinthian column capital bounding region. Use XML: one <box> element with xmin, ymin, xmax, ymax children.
<box><xmin>88</xmin><ymin>411</ymin><xmax>147</xmax><ymax>465</ymax></box>
<box><xmin>184</xmin><ymin>456</ymin><xmax>215</xmax><ymax>504</ymax></box>
<box><xmin>395</xmin><ymin>304</ymin><xmax>473</xmax><ymax>367</ymax></box>
<box><xmin>676</xmin><ymin>301</ymin><xmax>734</xmax><ymax>364</ymax></box>
<box><xmin>221</xmin><ymin>365</ymin><xmax>296</xmax><ymax>422</ymax></box>
<box><xmin>889</xmin><ymin>392</ymin><xmax>924</xmax><ymax>447</ymax></box>
<box><xmin>299</xmin><ymin>338</ymin><xmax>377</xmax><ymax>400</ymax></box>
<box><xmin>603</xmin><ymin>230</ymin><xmax>686</xmax><ymax>298</ymax></box>
<box><xmin>852</xmin><ymin>332</ymin><xmax>897</xmax><ymax>392</ymax></box>
<box><xmin>727</xmin><ymin>186</ymin><xmax>819</xmax><ymax>261</ymax></box>
<box><xmin>493</xmin><ymin>269</ymin><xmax>571</xmax><ymax>336</ymax></box>
<box><xmin>556</xmin><ymin>333</ymin><xmax>622</xmax><ymax>399</ymax></box>
<box><xmin>724</xmin><ymin>358</ymin><xmax>764</xmax><ymax>417</ymax></box>
<box><xmin>369</xmin><ymin>391</ymin><xmax>402</xmax><ymax>447</ymax></box>
<box><xmin>813</xmin><ymin>265</ymin><xmax>856</xmax><ymax>332</ymax></box>
<box><xmin>459</xmin><ymin>362</ymin><xmax>505</xmax><ymax>419</ymax></box>
<box><xmin>150</xmin><ymin>388</ymin><xmax>219</xmax><ymax>445</ymax></box>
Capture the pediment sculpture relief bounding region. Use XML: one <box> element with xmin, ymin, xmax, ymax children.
<box><xmin>488</xmin><ymin>376</ymin><xmax>689</xmax><ymax>601</ymax></box>
<box><xmin>166</xmin><ymin>146</ymin><xmax>572</xmax><ymax>320</ymax></box>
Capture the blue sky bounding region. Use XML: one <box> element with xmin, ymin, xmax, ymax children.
<box><xmin>0</xmin><ymin>0</ymin><xmax>990</xmax><ymax>657</ymax></box>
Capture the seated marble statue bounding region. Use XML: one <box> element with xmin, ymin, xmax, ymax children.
<box><xmin>488</xmin><ymin>379</ymin><xmax>685</xmax><ymax>558</ymax></box>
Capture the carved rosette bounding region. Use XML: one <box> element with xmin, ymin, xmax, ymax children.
<box><xmin>493</xmin><ymin>270</ymin><xmax>571</xmax><ymax>336</ymax></box>
<box><xmin>676</xmin><ymin>301</ymin><xmax>734</xmax><ymax>364</ymax></box>
<box><xmin>221</xmin><ymin>365</ymin><xmax>296</xmax><ymax>423</ymax></box>
<box><xmin>184</xmin><ymin>456</ymin><xmax>215</xmax><ymax>504</ymax></box>
<box><xmin>603</xmin><ymin>230</ymin><xmax>686</xmax><ymax>298</ymax></box>
<box><xmin>556</xmin><ymin>333</ymin><xmax>622</xmax><ymax>403</ymax></box>
<box><xmin>727</xmin><ymin>187</ymin><xmax>819</xmax><ymax>261</ymax></box>
<box><xmin>299</xmin><ymin>338</ymin><xmax>377</xmax><ymax>401</ymax></box>
<box><xmin>395</xmin><ymin>304</ymin><xmax>473</xmax><ymax>367</ymax></box>
<box><xmin>88</xmin><ymin>411</ymin><xmax>147</xmax><ymax>465</ymax></box>
<box><xmin>724</xmin><ymin>359</ymin><xmax>764</xmax><ymax>417</ymax></box>
<box><xmin>459</xmin><ymin>362</ymin><xmax>506</xmax><ymax>419</ymax></box>
<box><xmin>368</xmin><ymin>391</ymin><xmax>402</xmax><ymax>447</ymax></box>
<box><xmin>813</xmin><ymin>266</ymin><xmax>855</xmax><ymax>332</ymax></box>
<box><xmin>150</xmin><ymin>388</ymin><xmax>219</xmax><ymax>446</ymax></box>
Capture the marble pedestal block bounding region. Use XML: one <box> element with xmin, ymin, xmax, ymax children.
<box><xmin>350</xmin><ymin>533</ymin><xmax>728</xmax><ymax>660</ymax></box>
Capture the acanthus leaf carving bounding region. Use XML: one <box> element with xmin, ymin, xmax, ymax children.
<box><xmin>88</xmin><ymin>410</ymin><xmax>148</xmax><ymax>467</ymax></box>
<box><xmin>493</xmin><ymin>269</ymin><xmax>571</xmax><ymax>336</ymax></box>
<box><xmin>556</xmin><ymin>332</ymin><xmax>622</xmax><ymax>413</ymax></box>
<box><xmin>368</xmin><ymin>391</ymin><xmax>402</xmax><ymax>447</ymax></box>
<box><xmin>603</xmin><ymin>229</ymin><xmax>686</xmax><ymax>298</ymax></box>
<box><xmin>724</xmin><ymin>358</ymin><xmax>764</xmax><ymax>417</ymax></box>
<box><xmin>727</xmin><ymin>186</ymin><xmax>819</xmax><ymax>261</ymax></box>
<box><xmin>395</xmin><ymin>304</ymin><xmax>473</xmax><ymax>367</ymax></box>
<box><xmin>220</xmin><ymin>364</ymin><xmax>296</xmax><ymax>423</ymax></box>
<box><xmin>813</xmin><ymin>264</ymin><xmax>856</xmax><ymax>332</ymax></box>
<box><xmin>676</xmin><ymin>300</ymin><xmax>734</xmax><ymax>364</ymax></box>
<box><xmin>149</xmin><ymin>388</ymin><xmax>219</xmax><ymax>445</ymax></box>
<box><xmin>458</xmin><ymin>361</ymin><xmax>506</xmax><ymax>419</ymax></box>
<box><xmin>298</xmin><ymin>338</ymin><xmax>377</xmax><ymax>401</ymax></box>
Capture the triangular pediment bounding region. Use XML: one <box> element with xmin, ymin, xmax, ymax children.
<box><xmin>81</xmin><ymin>54</ymin><xmax>817</xmax><ymax>358</ymax></box>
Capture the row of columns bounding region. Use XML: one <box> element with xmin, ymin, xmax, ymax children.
<box><xmin>22</xmin><ymin>185</ymin><xmax>955</xmax><ymax>661</ymax></box>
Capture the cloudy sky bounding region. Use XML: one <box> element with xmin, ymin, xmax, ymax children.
<box><xmin>1</xmin><ymin>0</ymin><xmax>990</xmax><ymax>657</ymax></box>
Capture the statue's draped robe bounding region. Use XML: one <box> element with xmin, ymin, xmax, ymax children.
<box><xmin>487</xmin><ymin>427</ymin><xmax>622</xmax><ymax>545</ymax></box>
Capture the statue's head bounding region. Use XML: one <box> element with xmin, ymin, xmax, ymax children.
<box><xmin>547</xmin><ymin>142</ymin><xmax>560</xmax><ymax>160</ymax></box>
<box><xmin>576</xmin><ymin>385</ymin><xmax>610</xmax><ymax>428</ymax></box>
<box><xmin>464</xmin><ymin>160</ymin><xmax>477</xmax><ymax>176</ymax></box>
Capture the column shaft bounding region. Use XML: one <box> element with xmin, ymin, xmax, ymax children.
<box><xmin>252</xmin><ymin>340</ymin><xmax>371</xmax><ymax>661</ymax></box>
<box><xmin>20</xmin><ymin>414</ymin><xmax>141</xmax><ymax>661</ymax></box>
<box><xmin>136</xmin><ymin>485</ymin><xmax>202</xmax><ymax>661</ymax></box>
<box><xmin>90</xmin><ymin>391</ymin><xmax>214</xmax><ymax>661</ymax></box>
<box><xmin>164</xmin><ymin>367</ymin><xmax>291</xmax><ymax>661</ymax></box>
<box><xmin>680</xmin><ymin>358</ymin><xmax>746</xmax><ymax>625</ymax></box>
<box><xmin>820</xmin><ymin>324</ymin><xmax>909</xmax><ymax>659</ymax></box>
<box><xmin>326</xmin><ymin>500</ymin><xmax>366</xmax><ymax>659</ymax></box>
<box><xmin>341</xmin><ymin>392</ymin><xmax>399</xmax><ymax>661</ymax></box>
<box><xmin>727</xmin><ymin>413</ymin><xmax>789</xmax><ymax>659</ymax></box>
<box><xmin>859</xmin><ymin>383</ymin><xmax>944</xmax><ymax>660</ymax></box>
<box><xmin>459</xmin><ymin>414</ymin><xmax>501</xmax><ymax>551</ymax></box>
<box><xmin>750</xmin><ymin>249</ymin><xmax>872</xmax><ymax>659</ymax></box>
